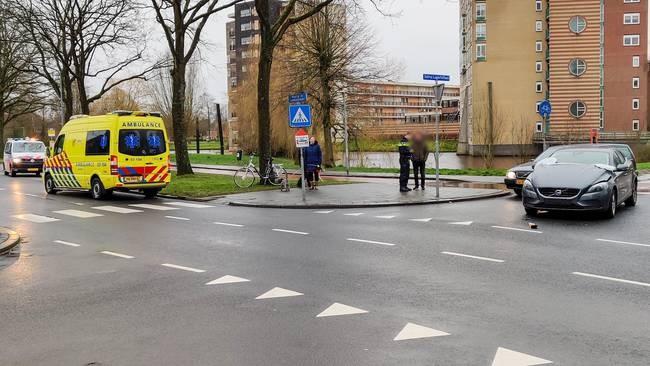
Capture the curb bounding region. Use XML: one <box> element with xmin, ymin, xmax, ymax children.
<box><xmin>157</xmin><ymin>193</ymin><xmax>224</xmax><ymax>202</ymax></box>
<box><xmin>0</xmin><ymin>227</ymin><xmax>21</xmax><ymax>255</ymax></box>
<box><xmin>227</xmin><ymin>189</ymin><xmax>511</xmax><ymax>209</ymax></box>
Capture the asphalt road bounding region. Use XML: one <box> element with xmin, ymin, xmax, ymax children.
<box><xmin>1</xmin><ymin>175</ymin><xmax>649</xmax><ymax>366</ymax></box>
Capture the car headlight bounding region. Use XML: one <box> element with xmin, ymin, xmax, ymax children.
<box><xmin>506</xmin><ymin>171</ymin><xmax>516</xmax><ymax>179</ymax></box>
<box><xmin>523</xmin><ymin>179</ymin><xmax>535</xmax><ymax>191</ymax></box>
<box><xmin>587</xmin><ymin>182</ymin><xmax>608</xmax><ymax>193</ymax></box>
<box><xmin>12</xmin><ymin>158</ymin><xmax>21</xmax><ymax>163</ymax></box>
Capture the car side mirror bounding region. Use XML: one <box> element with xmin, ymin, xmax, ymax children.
<box><xmin>616</xmin><ymin>161</ymin><xmax>632</xmax><ymax>171</ymax></box>
<box><xmin>46</xmin><ymin>149</ymin><xmax>51</xmax><ymax>158</ymax></box>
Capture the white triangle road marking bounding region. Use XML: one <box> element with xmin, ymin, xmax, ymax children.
<box><xmin>449</xmin><ymin>221</ymin><xmax>473</xmax><ymax>225</ymax></box>
<box><xmin>206</xmin><ymin>275</ymin><xmax>250</xmax><ymax>285</ymax></box>
<box><xmin>53</xmin><ymin>209</ymin><xmax>103</xmax><ymax>218</ymax></box>
<box><xmin>410</xmin><ymin>218</ymin><xmax>432</xmax><ymax>222</ymax></box>
<box><xmin>491</xmin><ymin>347</ymin><xmax>553</xmax><ymax>366</ymax></box>
<box><xmin>255</xmin><ymin>287</ymin><xmax>303</xmax><ymax>299</ymax></box>
<box><xmin>313</xmin><ymin>210</ymin><xmax>334</xmax><ymax>214</ymax></box>
<box><xmin>375</xmin><ymin>215</ymin><xmax>396</xmax><ymax>219</ymax></box>
<box><xmin>344</xmin><ymin>212</ymin><xmax>364</xmax><ymax>216</ymax></box>
<box><xmin>316</xmin><ymin>302</ymin><xmax>368</xmax><ymax>317</ymax></box>
<box><xmin>393</xmin><ymin>322</ymin><xmax>450</xmax><ymax>341</ymax></box>
<box><xmin>13</xmin><ymin>214</ymin><xmax>59</xmax><ymax>223</ymax></box>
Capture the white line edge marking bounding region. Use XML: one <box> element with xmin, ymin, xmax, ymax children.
<box><xmin>573</xmin><ymin>272</ymin><xmax>650</xmax><ymax>288</ymax></box>
<box><xmin>596</xmin><ymin>238</ymin><xmax>650</xmax><ymax>248</ymax></box>
<box><xmin>214</xmin><ymin>222</ymin><xmax>245</xmax><ymax>227</ymax></box>
<box><xmin>442</xmin><ymin>251</ymin><xmax>505</xmax><ymax>263</ymax></box>
<box><xmin>165</xmin><ymin>216</ymin><xmax>190</xmax><ymax>221</ymax></box>
<box><xmin>161</xmin><ymin>263</ymin><xmax>206</xmax><ymax>273</ymax></box>
<box><xmin>346</xmin><ymin>238</ymin><xmax>396</xmax><ymax>246</ymax></box>
<box><xmin>492</xmin><ymin>225</ymin><xmax>543</xmax><ymax>234</ymax></box>
<box><xmin>100</xmin><ymin>251</ymin><xmax>134</xmax><ymax>259</ymax></box>
<box><xmin>272</xmin><ymin>228</ymin><xmax>309</xmax><ymax>235</ymax></box>
<box><xmin>53</xmin><ymin>240</ymin><xmax>80</xmax><ymax>247</ymax></box>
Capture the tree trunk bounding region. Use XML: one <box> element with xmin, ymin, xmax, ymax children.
<box><xmin>172</xmin><ymin>61</ymin><xmax>193</xmax><ymax>175</ymax></box>
<box><xmin>257</xmin><ymin>43</ymin><xmax>273</xmax><ymax>179</ymax></box>
<box><xmin>319</xmin><ymin>73</ymin><xmax>335</xmax><ymax>167</ymax></box>
<box><xmin>0</xmin><ymin>108</ymin><xmax>4</xmax><ymax>157</ymax></box>
<box><xmin>62</xmin><ymin>69</ymin><xmax>74</xmax><ymax>122</ymax></box>
<box><xmin>76</xmin><ymin>75</ymin><xmax>90</xmax><ymax>115</ymax></box>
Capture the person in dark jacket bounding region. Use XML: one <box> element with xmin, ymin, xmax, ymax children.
<box><xmin>410</xmin><ymin>131</ymin><xmax>429</xmax><ymax>190</ymax></box>
<box><xmin>304</xmin><ymin>137</ymin><xmax>322</xmax><ymax>190</ymax></box>
<box><xmin>398</xmin><ymin>133</ymin><xmax>412</xmax><ymax>192</ymax></box>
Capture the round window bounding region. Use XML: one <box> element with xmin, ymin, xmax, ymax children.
<box><xmin>569</xmin><ymin>59</ymin><xmax>587</xmax><ymax>76</ymax></box>
<box><xmin>569</xmin><ymin>16</ymin><xmax>587</xmax><ymax>33</ymax></box>
<box><xmin>569</xmin><ymin>101</ymin><xmax>587</xmax><ymax>118</ymax></box>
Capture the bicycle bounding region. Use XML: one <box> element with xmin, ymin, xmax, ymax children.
<box><xmin>233</xmin><ymin>153</ymin><xmax>288</xmax><ymax>188</ymax></box>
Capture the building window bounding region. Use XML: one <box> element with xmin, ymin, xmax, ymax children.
<box><xmin>624</xmin><ymin>35</ymin><xmax>640</xmax><ymax>46</ymax></box>
<box><xmin>476</xmin><ymin>2</ymin><xmax>486</xmax><ymax>20</ymax></box>
<box><xmin>476</xmin><ymin>23</ymin><xmax>486</xmax><ymax>40</ymax></box>
<box><xmin>569</xmin><ymin>16</ymin><xmax>587</xmax><ymax>34</ymax></box>
<box><xmin>242</xmin><ymin>65</ymin><xmax>247</xmax><ymax>73</ymax></box>
<box><xmin>633</xmin><ymin>56</ymin><xmax>641</xmax><ymax>67</ymax></box>
<box><xmin>633</xmin><ymin>120</ymin><xmax>640</xmax><ymax>131</ymax></box>
<box><xmin>633</xmin><ymin>77</ymin><xmax>640</xmax><ymax>89</ymax></box>
<box><xmin>569</xmin><ymin>101</ymin><xmax>587</xmax><ymax>118</ymax></box>
<box><xmin>240</xmin><ymin>8</ymin><xmax>252</xmax><ymax>17</ymax></box>
<box><xmin>536</xmin><ymin>0</ymin><xmax>543</xmax><ymax>12</ymax></box>
<box><xmin>536</xmin><ymin>82</ymin><xmax>543</xmax><ymax>93</ymax></box>
<box><xmin>633</xmin><ymin>98</ymin><xmax>640</xmax><ymax>110</ymax></box>
<box><xmin>569</xmin><ymin>59</ymin><xmax>587</xmax><ymax>76</ymax></box>
<box><xmin>624</xmin><ymin>13</ymin><xmax>641</xmax><ymax>25</ymax></box>
<box><xmin>536</xmin><ymin>122</ymin><xmax>543</xmax><ymax>132</ymax></box>
<box><xmin>536</xmin><ymin>21</ymin><xmax>543</xmax><ymax>32</ymax></box>
<box><xmin>241</xmin><ymin>22</ymin><xmax>251</xmax><ymax>31</ymax></box>
<box><xmin>241</xmin><ymin>36</ymin><xmax>252</xmax><ymax>45</ymax></box>
<box><xmin>536</xmin><ymin>41</ymin><xmax>543</xmax><ymax>52</ymax></box>
<box><xmin>624</xmin><ymin>0</ymin><xmax>640</xmax><ymax>2</ymax></box>
<box><xmin>536</xmin><ymin>61</ymin><xmax>543</xmax><ymax>73</ymax></box>
<box><xmin>476</xmin><ymin>43</ymin><xmax>486</xmax><ymax>60</ymax></box>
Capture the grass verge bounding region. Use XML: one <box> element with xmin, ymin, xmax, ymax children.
<box><xmin>161</xmin><ymin>172</ymin><xmax>352</xmax><ymax>198</ymax></box>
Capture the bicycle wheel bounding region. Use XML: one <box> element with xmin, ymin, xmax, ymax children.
<box><xmin>268</xmin><ymin>166</ymin><xmax>287</xmax><ymax>186</ymax></box>
<box><xmin>234</xmin><ymin>167</ymin><xmax>256</xmax><ymax>188</ymax></box>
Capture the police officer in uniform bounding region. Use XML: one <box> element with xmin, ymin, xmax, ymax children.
<box><xmin>398</xmin><ymin>133</ymin><xmax>412</xmax><ymax>192</ymax></box>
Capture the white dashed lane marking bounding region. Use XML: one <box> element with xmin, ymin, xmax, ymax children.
<box><xmin>346</xmin><ymin>238</ymin><xmax>396</xmax><ymax>247</ymax></box>
<box><xmin>164</xmin><ymin>202</ymin><xmax>214</xmax><ymax>208</ymax></box>
<box><xmin>313</xmin><ymin>210</ymin><xmax>334</xmax><ymax>214</ymax></box>
<box><xmin>491</xmin><ymin>347</ymin><xmax>553</xmax><ymax>366</ymax></box>
<box><xmin>343</xmin><ymin>212</ymin><xmax>364</xmax><ymax>216</ymax></box>
<box><xmin>100</xmin><ymin>251</ymin><xmax>134</xmax><ymax>259</ymax></box>
<box><xmin>449</xmin><ymin>221</ymin><xmax>473</xmax><ymax>226</ymax></box>
<box><xmin>92</xmin><ymin>206</ymin><xmax>143</xmax><ymax>214</ymax></box>
<box><xmin>161</xmin><ymin>263</ymin><xmax>206</xmax><ymax>273</ymax></box>
<box><xmin>129</xmin><ymin>204</ymin><xmax>179</xmax><ymax>211</ymax></box>
<box><xmin>53</xmin><ymin>240</ymin><xmax>81</xmax><ymax>247</ymax></box>
<box><xmin>442</xmin><ymin>251</ymin><xmax>505</xmax><ymax>263</ymax></box>
<box><xmin>214</xmin><ymin>222</ymin><xmax>245</xmax><ymax>227</ymax></box>
<box><xmin>53</xmin><ymin>209</ymin><xmax>103</xmax><ymax>218</ymax></box>
<box><xmin>316</xmin><ymin>303</ymin><xmax>368</xmax><ymax>317</ymax></box>
<box><xmin>374</xmin><ymin>215</ymin><xmax>396</xmax><ymax>219</ymax></box>
<box><xmin>206</xmin><ymin>275</ymin><xmax>250</xmax><ymax>285</ymax></box>
<box><xmin>13</xmin><ymin>214</ymin><xmax>59</xmax><ymax>223</ymax></box>
<box><xmin>492</xmin><ymin>225</ymin><xmax>542</xmax><ymax>234</ymax></box>
<box><xmin>165</xmin><ymin>216</ymin><xmax>190</xmax><ymax>221</ymax></box>
<box><xmin>409</xmin><ymin>218</ymin><xmax>432</xmax><ymax>222</ymax></box>
<box><xmin>596</xmin><ymin>238</ymin><xmax>650</xmax><ymax>248</ymax></box>
<box><xmin>272</xmin><ymin>228</ymin><xmax>309</xmax><ymax>235</ymax></box>
<box><xmin>255</xmin><ymin>287</ymin><xmax>303</xmax><ymax>299</ymax></box>
<box><xmin>572</xmin><ymin>272</ymin><xmax>650</xmax><ymax>288</ymax></box>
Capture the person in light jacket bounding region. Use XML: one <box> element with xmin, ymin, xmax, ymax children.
<box><xmin>304</xmin><ymin>137</ymin><xmax>322</xmax><ymax>190</ymax></box>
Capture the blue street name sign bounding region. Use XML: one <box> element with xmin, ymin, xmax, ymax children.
<box><xmin>289</xmin><ymin>104</ymin><xmax>312</xmax><ymax>128</ymax></box>
<box><xmin>423</xmin><ymin>74</ymin><xmax>451</xmax><ymax>82</ymax></box>
<box><xmin>538</xmin><ymin>100</ymin><xmax>552</xmax><ymax>119</ymax></box>
<box><xmin>289</xmin><ymin>92</ymin><xmax>308</xmax><ymax>104</ymax></box>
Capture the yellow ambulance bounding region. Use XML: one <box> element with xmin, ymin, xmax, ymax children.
<box><xmin>44</xmin><ymin>111</ymin><xmax>171</xmax><ymax>199</ymax></box>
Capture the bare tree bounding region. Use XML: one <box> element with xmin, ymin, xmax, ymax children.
<box><xmin>14</xmin><ymin>0</ymin><xmax>161</xmax><ymax>121</ymax></box>
<box><xmin>150</xmin><ymin>0</ymin><xmax>243</xmax><ymax>175</ymax></box>
<box><xmin>282</xmin><ymin>1</ymin><xmax>391</xmax><ymax>167</ymax></box>
<box><xmin>0</xmin><ymin>3</ymin><xmax>47</xmax><ymax>155</ymax></box>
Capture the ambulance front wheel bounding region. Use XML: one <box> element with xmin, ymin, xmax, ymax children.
<box><xmin>44</xmin><ymin>174</ymin><xmax>57</xmax><ymax>195</ymax></box>
<box><xmin>91</xmin><ymin>177</ymin><xmax>108</xmax><ymax>200</ymax></box>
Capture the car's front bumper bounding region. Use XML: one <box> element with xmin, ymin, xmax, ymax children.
<box><xmin>504</xmin><ymin>178</ymin><xmax>526</xmax><ymax>190</ymax></box>
<box><xmin>12</xmin><ymin>161</ymin><xmax>43</xmax><ymax>172</ymax></box>
<box><xmin>522</xmin><ymin>188</ymin><xmax>610</xmax><ymax>211</ymax></box>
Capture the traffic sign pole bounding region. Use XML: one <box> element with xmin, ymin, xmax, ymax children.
<box><xmin>423</xmin><ymin>74</ymin><xmax>449</xmax><ymax>199</ymax></box>
<box><xmin>300</xmin><ymin>148</ymin><xmax>306</xmax><ymax>202</ymax></box>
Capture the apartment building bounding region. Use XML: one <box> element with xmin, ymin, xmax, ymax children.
<box><xmin>348</xmin><ymin>80</ymin><xmax>460</xmax><ymax>138</ymax></box>
<box><xmin>459</xmin><ymin>0</ymin><xmax>649</xmax><ymax>156</ymax></box>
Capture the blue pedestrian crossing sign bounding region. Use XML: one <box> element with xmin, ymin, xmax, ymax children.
<box><xmin>289</xmin><ymin>104</ymin><xmax>312</xmax><ymax>128</ymax></box>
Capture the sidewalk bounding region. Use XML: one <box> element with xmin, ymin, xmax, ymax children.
<box><xmin>221</xmin><ymin>182</ymin><xmax>509</xmax><ymax>209</ymax></box>
<box><xmin>0</xmin><ymin>227</ymin><xmax>20</xmax><ymax>255</ymax></box>
<box><xmin>175</xmin><ymin>163</ymin><xmax>505</xmax><ymax>185</ymax></box>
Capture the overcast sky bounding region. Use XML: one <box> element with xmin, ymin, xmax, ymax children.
<box><xmin>193</xmin><ymin>0</ymin><xmax>459</xmax><ymax>105</ymax></box>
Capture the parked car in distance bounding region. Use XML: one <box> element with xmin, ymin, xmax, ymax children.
<box><xmin>3</xmin><ymin>138</ymin><xmax>47</xmax><ymax>177</ymax></box>
<box><xmin>505</xmin><ymin>143</ymin><xmax>637</xmax><ymax>196</ymax></box>
<box><xmin>522</xmin><ymin>147</ymin><xmax>637</xmax><ymax>218</ymax></box>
